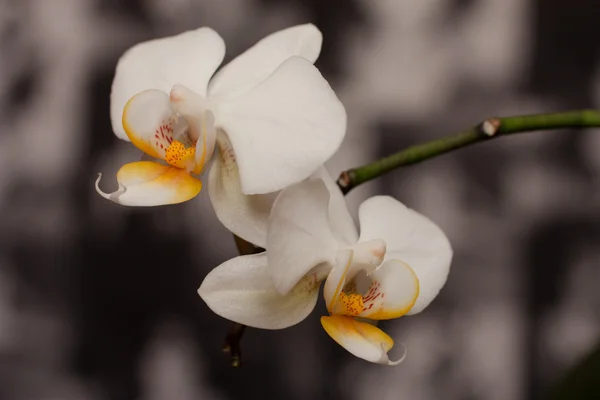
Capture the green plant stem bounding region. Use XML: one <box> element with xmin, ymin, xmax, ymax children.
<box><xmin>337</xmin><ymin>110</ymin><xmax>600</xmax><ymax>194</ymax></box>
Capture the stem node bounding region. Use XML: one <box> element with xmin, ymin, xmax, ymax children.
<box><xmin>481</xmin><ymin>118</ymin><xmax>501</xmax><ymax>136</ymax></box>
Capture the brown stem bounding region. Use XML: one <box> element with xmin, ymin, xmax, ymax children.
<box><xmin>221</xmin><ymin>235</ymin><xmax>264</xmax><ymax>367</ymax></box>
<box><xmin>222</xmin><ymin>323</ymin><xmax>247</xmax><ymax>368</ymax></box>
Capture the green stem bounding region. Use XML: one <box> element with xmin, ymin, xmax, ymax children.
<box><xmin>337</xmin><ymin>109</ymin><xmax>600</xmax><ymax>194</ymax></box>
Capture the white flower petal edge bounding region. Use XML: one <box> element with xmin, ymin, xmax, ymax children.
<box><xmin>207</xmin><ymin>133</ymin><xmax>277</xmax><ymax>248</ymax></box>
<box><xmin>120</xmin><ymin>89</ymin><xmax>172</xmax><ymax>159</ymax></box>
<box><xmin>216</xmin><ymin>56</ymin><xmax>347</xmax><ymax>194</ymax></box>
<box><xmin>111</xmin><ymin>27</ymin><xmax>225</xmax><ymax>140</ymax></box>
<box><xmin>267</xmin><ymin>178</ymin><xmax>340</xmax><ymax>295</ymax></box>
<box><xmin>208</xmin><ymin>23</ymin><xmax>322</xmax><ymax>100</ymax></box>
<box><xmin>198</xmin><ymin>253</ymin><xmax>320</xmax><ymax>329</ymax></box>
<box><xmin>321</xmin><ymin>316</ymin><xmax>406</xmax><ymax>365</ymax></box>
<box><xmin>311</xmin><ymin>167</ymin><xmax>358</xmax><ymax>245</ymax></box>
<box><xmin>208</xmin><ymin>166</ymin><xmax>352</xmax><ymax>250</ymax></box>
<box><xmin>357</xmin><ymin>196</ymin><xmax>453</xmax><ymax>315</ymax></box>
<box><xmin>322</xmin><ymin>248</ymin><xmax>354</xmax><ymax>312</ymax></box>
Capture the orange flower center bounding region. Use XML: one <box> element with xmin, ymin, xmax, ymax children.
<box><xmin>338</xmin><ymin>292</ymin><xmax>365</xmax><ymax>316</ymax></box>
<box><xmin>164</xmin><ymin>140</ymin><xmax>196</xmax><ymax>170</ymax></box>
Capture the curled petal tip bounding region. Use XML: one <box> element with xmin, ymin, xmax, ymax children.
<box><xmin>95</xmin><ymin>162</ymin><xmax>201</xmax><ymax>206</ymax></box>
<box><xmin>320</xmin><ymin>315</ymin><xmax>407</xmax><ymax>366</ymax></box>
<box><xmin>95</xmin><ymin>172</ymin><xmax>126</xmax><ymax>203</ymax></box>
<box><xmin>386</xmin><ymin>341</ymin><xmax>407</xmax><ymax>366</ymax></box>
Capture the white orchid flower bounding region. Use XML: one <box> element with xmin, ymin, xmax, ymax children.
<box><xmin>199</xmin><ymin>169</ymin><xmax>453</xmax><ymax>365</ymax></box>
<box><xmin>95</xmin><ymin>24</ymin><xmax>346</xmax><ymax>244</ymax></box>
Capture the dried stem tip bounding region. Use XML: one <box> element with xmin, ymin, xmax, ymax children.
<box><xmin>481</xmin><ymin>118</ymin><xmax>501</xmax><ymax>136</ymax></box>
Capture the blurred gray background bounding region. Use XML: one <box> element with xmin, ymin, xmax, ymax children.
<box><xmin>1</xmin><ymin>0</ymin><xmax>599</xmax><ymax>399</ymax></box>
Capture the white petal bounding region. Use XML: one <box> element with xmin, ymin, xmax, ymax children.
<box><xmin>322</xmin><ymin>248</ymin><xmax>354</xmax><ymax>313</ymax></box>
<box><xmin>267</xmin><ymin>178</ymin><xmax>340</xmax><ymax>295</ymax></box>
<box><xmin>198</xmin><ymin>253</ymin><xmax>319</xmax><ymax>329</ymax></box>
<box><xmin>320</xmin><ymin>316</ymin><xmax>406</xmax><ymax>365</ymax></box>
<box><xmin>121</xmin><ymin>89</ymin><xmax>174</xmax><ymax>160</ymax></box>
<box><xmin>216</xmin><ymin>56</ymin><xmax>347</xmax><ymax>194</ymax></box>
<box><xmin>169</xmin><ymin>85</ymin><xmax>216</xmax><ymax>156</ymax></box>
<box><xmin>358</xmin><ymin>196</ymin><xmax>453</xmax><ymax>315</ymax></box>
<box><xmin>351</xmin><ymin>259</ymin><xmax>419</xmax><ymax>320</ymax></box>
<box><xmin>191</xmin><ymin>109</ymin><xmax>217</xmax><ymax>174</ymax></box>
<box><xmin>208</xmin><ymin>24</ymin><xmax>322</xmax><ymax>100</ymax></box>
<box><xmin>95</xmin><ymin>161</ymin><xmax>202</xmax><ymax>206</ymax></box>
<box><xmin>111</xmin><ymin>28</ymin><xmax>225</xmax><ymax>140</ymax></box>
<box><xmin>208</xmin><ymin>133</ymin><xmax>276</xmax><ymax>248</ymax></box>
<box><xmin>350</xmin><ymin>239</ymin><xmax>387</xmax><ymax>271</ymax></box>
<box><xmin>311</xmin><ymin>167</ymin><xmax>358</xmax><ymax>245</ymax></box>
<box><xmin>322</xmin><ymin>240</ymin><xmax>386</xmax><ymax>315</ymax></box>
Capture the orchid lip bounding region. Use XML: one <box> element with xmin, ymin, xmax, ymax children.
<box><xmin>120</xmin><ymin>87</ymin><xmax>217</xmax><ymax>175</ymax></box>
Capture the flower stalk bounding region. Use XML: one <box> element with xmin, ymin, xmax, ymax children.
<box><xmin>222</xmin><ymin>235</ymin><xmax>264</xmax><ymax>367</ymax></box>
<box><xmin>337</xmin><ymin>109</ymin><xmax>600</xmax><ymax>194</ymax></box>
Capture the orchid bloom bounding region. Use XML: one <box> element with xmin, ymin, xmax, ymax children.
<box><xmin>95</xmin><ymin>24</ymin><xmax>346</xmax><ymax>244</ymax></box>
<box><xmin>199</xmin><ymin>170</ymin><xmax>453</xmax><ymax>365</ymax></box>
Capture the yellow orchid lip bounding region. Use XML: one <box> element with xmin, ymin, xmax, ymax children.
<box><xmin>95</xmin><ymin>161</ymin><xmax>202</xmax><ymax>206</ymax></box>
<box><xmin>320</xmin><ymin>315</ymin><xmax>406</xmax><ymax>365</ymax></box>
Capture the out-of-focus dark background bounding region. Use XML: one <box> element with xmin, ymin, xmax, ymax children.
<box><xmin>1</xmin><ymin>0</ymin><xmax>599</xmax><ymax>399</ymax></box>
